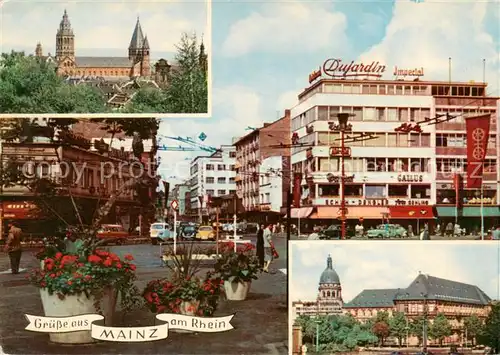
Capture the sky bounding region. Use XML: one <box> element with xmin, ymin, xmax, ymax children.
<box><xmin>0</xmin><ymin>0</ymin><xmax>208</xmax><ymax>61</ymax></box>
<box><xmin>156</xmin><ymin>0</ymin><xmax>500</xmax><ymax>185</ymax></box>
<box><xmin>290</xmin><ymin>241</ymin><xmax>500</xmax><ymax>304</ymax></box>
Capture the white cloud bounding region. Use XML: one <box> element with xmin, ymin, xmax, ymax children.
<box><xmin>276</xmin><ymin>90</ymin><xmax>299</xmax><ymax>112</ymax></box>
<box><xmin>290</xmin><ymin>241</ymin><xmax>500</xmax><ymax>303</ymax></box>
<box><xmin>0</xmin><ymin>1</ymin><xmax>206</xmax><ymax>58</ymax></box>
<box><xmin>221</xmin><ymin>2</ymin><xmax>348</xmax><ymax>56</ymax></box>
<box><xmin>358</xmin><ymin>1</ymin><xmax>499</xmax><ymax>86</ymax></box>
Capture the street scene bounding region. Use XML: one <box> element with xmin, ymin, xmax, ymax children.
<box><xmin>0</xmin><ymin>1</ymin><xmax>209</xmax><ymax>115</ymax></box>
<box><xmin>290</xmin><ymin>241</ymin><xmax>500</xmax><ymax>355</ymax></box>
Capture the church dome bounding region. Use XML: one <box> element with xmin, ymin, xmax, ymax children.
<box><xmin>319</xmin><ymin>254</ymin><xmax>340</xmax><ymax>284</ymax></box>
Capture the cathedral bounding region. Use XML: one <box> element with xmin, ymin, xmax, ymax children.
<box><xmin>292</xmin><ymin>255</ymin><xmax>344</xmax><ymax>320</ymax></box>
<box><xmin>35</xmin><ymin>10</ymin><xmax>156</xmax><ymax>78</ymax></box>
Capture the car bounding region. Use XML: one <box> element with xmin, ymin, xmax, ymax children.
<box><xmin>196</xmin><ymin>225</ymin><xmax>215</xmax><ymax>241</ymax></box>
<box><xmin>97</xmin><ymin>224</ymin><xmax>129</xmax><ymax>244</ymax></box>
<box><xmin>366</xmin><ymin>224</ymin><xmax>407</xmax><ymax>239</ymax></box>
<box><xmin>320</xmin><ymin>225</ymin><xmax>341</xmax><ymax>240</ymax></box>
<box><xmin>149</xmin><ymin>223</ymin><xmax>170</xmax><ymax>245</ymax></box>
<box><xmin>179</xmin><ymin>225</ymin><xmax>197</xmax><ymax>240</ymax></box>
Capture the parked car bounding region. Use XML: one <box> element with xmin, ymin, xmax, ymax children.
<box><xmin>366</xmin><ymin>224</ymin><xmax>407</xmax><ymax>239</ymax></box>
<box><xmin>196</xmin><ymin>225</ymin><xmax>215</xmax><ymax>241</ymax></box>
<box><xmin>149</xmin><ymin>223</ymin><xmax>170</xmax><ymax>245</ymax></box>
<box><xmin>179</xmin><ymin>225</ymin><xmax>197</xmax><ymax>240</ymax></box>
<box><xmin>97</xmin><ymin>224</ymin><xmax>129</xmax><ymax>244</ymax></box>
<box><xmin>320</xmin><ymin>225</ymin><xmax>341</xmax><ymax>240</ymax></box>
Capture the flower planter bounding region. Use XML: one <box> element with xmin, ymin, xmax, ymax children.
<box><xmin>224</xmin><ymin>280</ymin><xmax>251</xmax><ymax>301</ymax></box>
<box><xmin>39</xmin><ymin>287</ymin><xmax>116</xmax><ymax>344</ymax></box>
<box><xmin>179</xmin><ymin>300</ymin><xmax>200</xmax><ymax>316</ymax></box>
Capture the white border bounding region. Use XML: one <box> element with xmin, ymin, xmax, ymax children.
<box><xmin>0</xmin><ymin>0</ymin><xmax>212</xmax><ymax>119</ymax></box>
<box><xmin>288</xmin><ymin>239</ymin><xmax>500</xmax><ymax>353</ymax></box>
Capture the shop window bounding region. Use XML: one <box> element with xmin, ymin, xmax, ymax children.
<box><xmin>344</xmin><ymin>184</ymin><xmax>363</xmax><ymax>197</ymax></box>
<box><xmin>365</xmin><ymin>185</ymin><xmax>387</xmax><ymax>198</ymax></box>
<box><xmin>411</xmin><ymin>185</ymin><xmax>431</xmax><ymax>199</ymax></box>
<box><xmin>388</xmin><ymin>185</ymin><xmax>408</xmax><ymax>197</ymax></box>
<box><xmin>319</xmin><ymin>184</ymin><xmax>339</xmax><ymax>197</ymax></box>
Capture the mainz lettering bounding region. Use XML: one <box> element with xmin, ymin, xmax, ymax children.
<box><xmin>25</xmin><ymin>313</ymin><xmax>235</xmax><ymax>342</ymax></box>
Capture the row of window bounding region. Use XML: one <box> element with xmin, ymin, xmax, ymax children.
<box><xmin>323</xmin><ymin>83</ymin><xmax>429</xmax><ymax>96</ymax></box>
<box><xmin>260</xmin><ymin>193</ymin><xmax>271</xmax><ymax>204</ymax></box>
<box><xmin>205</xmin><ymin>163</ymin><xmax>236</xmax><ymax>171</ymax></box>
<box><xmin>205</xmin><ymin>177</ymin><xmax>236</xmax><ymax>184</ymax></box>
<box><xmin>205</xmin><ymin>189</ymin><xmax>236</xmax><ymax>196</ymax></box>
<box><xmin>436</xmin><ymin>134</ymin><xmax>496</xmax><ymax>149</ymax></box>
<box><xmin>318</xmin><ymin>184</ymin><xmax>431</xmax><ymax>199</ymax></box>
<box><xmin>436</xmin><ymin>159</ymin><xmax>497</xmax><ymax>173</ymax></box>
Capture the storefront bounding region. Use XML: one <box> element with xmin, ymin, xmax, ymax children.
<box><xmin>436</xmin><ymin>206</ymin><xmax>500</xmax><ymax>233</ymax></box>
<box><xmin>388</xmin><ymin>205</ymin><xmax>436</xmax><ymax>233</ymax></box>
<box><xmin>0</xmin><ymin>201</ymin><xmax>44</xmax><ymax>239</ymax></box>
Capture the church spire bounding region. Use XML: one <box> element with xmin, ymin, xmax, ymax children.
<box><xmin>129</xmin><ymin>17</ymin><xmax>145</xmax><ymax>50</ymax></box>
<box><xmin>199</xmin><ymin>35</ymin><xmax>207</xmax><ymax>73</ymax></box>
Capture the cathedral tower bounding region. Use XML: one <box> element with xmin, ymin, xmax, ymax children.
<box><xmin>55</xmin><ymin>10</ymin><xmax>75</xmax><ymax>62</ymax></box>
<box><xmin>317</xmin><ymin>254</ymin><xmax>343</xmax><ymax>314</ymax></box>
<box><xmin>128</xmin><ymin>17</ymin><xmax>150</xmax><ymax>77</ymax></box>
<box><xmin>199</xmin><ymin>39</ymin><xmax>208</xmax><ymax>73</ymax></box>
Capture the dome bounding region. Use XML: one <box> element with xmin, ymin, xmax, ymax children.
<box><xmin>319</xmin><ymin>255</ymin><xmax>340</xmax><ymax>284</ymax></box>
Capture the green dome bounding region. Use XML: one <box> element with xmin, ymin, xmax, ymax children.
<box><xmin>319</xmin><ymin>255</ymin><xmax>340</xmax><ymax>284</ymax></box>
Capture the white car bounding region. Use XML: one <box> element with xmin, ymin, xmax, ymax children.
<box><xmin>149</xmin><ymin>223</ymin><xmax>170</xmax><ymax>245</ymax></box>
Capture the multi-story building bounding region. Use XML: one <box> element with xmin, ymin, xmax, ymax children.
<box><xmin>171</xmin><ymin>182</ymin><xmax>190</xmax><ymax>216</ymax></box>
<box><xmin>258</xmin><ymin>156</ymin><xmax>283</xmax><ymax>222</ymax></box>
<box><xmin>290</xmin><ymin>60</ymin><xmax>499</xmax><ymax>230</ymax></box>
<box><xmin>344</xmin><ymin>273</ymin><xmax>492</xmax><ymax>346</ymax></box>
<box><xmin>189</xmin><ymin>145</ymin><xmax>237</xmax><ymax>222</ymax></box>
<box><xmin>292</xmin><ymin>254</ymin><xmax>344</xmax><ymax>320</ymax></box>
<box><xmin>233</xmin><ymin>112</ymin><xmax>291</xmax><ymax>221</ymax></box>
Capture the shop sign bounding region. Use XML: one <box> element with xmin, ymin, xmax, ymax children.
<box><xmin>393</xmin><ymin>66</ymin><xmax>425</xmax><ymax>77</ymax></box>
<box><xmin>309</xmin><ymin>67</ymin><xmax>321</xmax><ymax>83</ymax></box>
<box><xmin>466</xmin><ymin>197</ymin><xmax>495</xmax><ymax>205</ymax></box>
<box><xmin>322</xmin><ymin>59</ymin><xmax>386</xmax><ymax>79</ymax></box>
<box><xmin>321</xmin><ymin>198</ymin><xmax>429</xmax><ymax>206</ymax></box>
<box><xmin>397</xmin><ymin>174</ymin><xmax>424</xmax><ymax>182</ymax></box>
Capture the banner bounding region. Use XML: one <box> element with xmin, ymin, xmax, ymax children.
<box><xmin>293</xmin><ymin>173</ymin><xmax>302</xmax><ymax>208</ymax></box>
<box><xmin>25</xmin><ymin>313</ymin><xmax>234</xmax><ymax>342</ymax></box>
<box><xmin>466</xmin><ymin>114</ymin><xmax>491</xmax><ymax>188</ymax></box>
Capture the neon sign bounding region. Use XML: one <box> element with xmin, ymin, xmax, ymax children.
<box><xmin>393</xmin><ymin>66</ymin><xmax>424</xmax><ymax>77</ymax></box>
<box><xmin>322</xmin><ymin>59</ymin><xmax>386</xmax><ymax>78</ymax></box>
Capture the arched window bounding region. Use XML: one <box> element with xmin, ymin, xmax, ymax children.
<box><xmin>327</xmin><ymin>291</ymin><xmax>331</xmax><ymax>297</ymax></box>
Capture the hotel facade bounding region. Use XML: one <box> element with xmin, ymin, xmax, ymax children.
<box><xmin>290</xmin><ymin>60</ymin><xmax>499</xmax><ymax>231</ymax></box>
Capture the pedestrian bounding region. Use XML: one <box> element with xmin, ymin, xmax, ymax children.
<box><xmin>3</xmin><ymin>223</ymin><xmax>23</xmax><ymax>274</ymax></box>
<box><xmin>408</xmin><ymin>224</ymin><xmax>414</xmax><ymax>238</ymax></box>
<box><xmin>263</xmin><ymin>224</ymin><xmax>274</xmax><ymax>273</ymax></box>
<box><xmin>446</xmin><ymin>222</ymin><xmax>454</xmax><ymax>237</ymax></box>
<box><xmin>256</xmin><ymin>224</ymin><xmax>265</xmax><ymax>269</ymax></box>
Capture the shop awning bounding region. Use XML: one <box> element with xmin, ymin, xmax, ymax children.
<box><xmin>317</xmin><ymin>206</ymin><xmax>390</xmax><ymax>219</ymax></box>
<box><xmin>436</xmin><ymin>206</ymin><xmax>500</xmax><ymax>218</ymax></box>
<box><xmin>288</xmin><ymin>207</ymin><xmax>314</xmax><ymax>219</ymax></box>
<box><xmin>388</xmin><ymin>206</ymin><xmax>435</xmax><ymax>219</ymax></box>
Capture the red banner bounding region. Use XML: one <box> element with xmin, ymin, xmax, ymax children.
<box><xmin>293</xmin><ymin>173</ymin><xmax>302</xmax><ymax>208</ymax></box>
<box><xmin>466</xmin><ymin>114</ymin><xmax>491</xmax><ymax>188</ymax></box>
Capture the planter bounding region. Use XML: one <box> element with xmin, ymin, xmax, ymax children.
<box><xmin>179</xmin><ymin>300</ymin><xmax>200</xmax><ymax>316</ymax></box>
<box><xmin>39</xmin><ymin>287</ymin><xmax>116</xmax><ymax>344</ymax></box>
<box><xmin>224</xmin><ymin>280</ymin><xmax>251</xmax><ymax>301</ymax></box>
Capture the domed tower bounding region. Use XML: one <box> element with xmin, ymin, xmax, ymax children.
<box><xmin>317</xmin><ymin>254</ymin><xmax>343</xmax><ymax>314</ymax></box>
<box><xmin>35</xmin><ymin>43</ymin><xmax>43</xmax><ymax>57</ymax></box>
<box><xmin>55</xmin><ymin>10</ymin><xmax>75</xmax><ymax>62</ymax></box>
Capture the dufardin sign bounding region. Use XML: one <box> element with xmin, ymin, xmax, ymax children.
<box><xmin>308</xmin><ymin>58</ymin><xmax>424</xmax><ymax>83</ymax></box>
<box><xmin>25</xmin><ymin>312</ymin><xmax>234</xmax><ymax>342</ymax></box>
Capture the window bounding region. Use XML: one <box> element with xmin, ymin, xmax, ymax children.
<box><xmin>229</xmin><ymin>151</ymin><xmax>236</xmax><ymax>158</ymax></box>
<box><xmin>229</xmin><ymin>190</ymin><xmax>236</xmax><ymax>194</ymax></box>
<box><xmin>319</xmin><ymin>185</ymin><xmax>339</xmax><ymax>196</ymax></box>
<box><xmin>363</xmin><ymin>108</ymin><xmax>376</xmax><ymax>121</ymax></box>
<box><xmin>396</xmin><ymin>86</ymin><xmax>403</xmax><ymax>95</ymax></box>
<box><xmin>229</xmin><ymin>177</ymin><xmax>235</xmax><ymax>183</ymax></box>
<box><xmin>387</xmin><ymin>108</ymin><xmax>398</xmax><ymax>121</ymax></box>
<box><xmin>206</xmin><ymin>164</ymin><xmax>214</xmax><ymax>170</ymax></box>
<box><xmin>409</xmin><ymin>133</ymin><xmax>420</xmax><ymax>147</ymax></box>
<box><xmin>352</xmin><ymin>107</ymin><xmax>363</xmax><ymax>120</ymax></box>
<box><xmin>218</xmin><ymin>189</ymin><xmax>226</xmax><ymax>195</ymax></box>
<box><xmin>344</xmin><ymin>184</ymin><xmax>363</xmax><ymax>197</ymax></box>
<box><xmin>420</xmin><ymin>134</ymin><xmax>431</xmax><ymax>147</ymax></box>
<box><xmin>218</xmin><ymin>164</ymin><xmax>225</xmax><ymax>171</ymax></box>
<box><xmin>404</xmin><ymin>86</ymin><xmax>412</xmax><ymax>95</ymax></box>
<box><xmin>398</xmin><ymin>108</ymin><xmax>408</xmax><ymax>121</ymax></box>
<box><xmin>329</xmin><ymin>106</ymin><xmax>340</xmax><ymax>121</ymax></box>
<box><xmin>365</xmin><ymin>185</ymin><xmax>387</xmax><ymax>198</ymax></box>
<box><xmin>376</xmin><ymin>158</ymin><xmax>387</xmax><ymax>172</ymax></box>
<box><xmin>379</xmin><ymin>85</ymin><xmax>386</xmax><ymax>95</ymax></box>
<box><xmin>376</xmin><ymin>108</ymin><xmax>385</xmax><ymax>121</ymax></box>
<box><xmin>388</xmin><ymin>185</ymin><xmax>408</xmax><ymax>197</ymax></box>
<box><xmin>364</xmin><ymin>134</ymin><xmax>385</xmax><ymax>147</ymax></box>
<box><xmin>351</xmin><ymin>85</ymin><xmax>361</xmax><ymax>94</ymax></box>
<box><xmin>366</xmin><ymin>158</ymin><xmax>377</xmax><ymax>172</ymax></box>
<box><xmin>206</xmin><ymin>177</ymin><xmax>214</xmax><ymax>183</ymax></box>
<box><xmin>318</xmin><ymin>106</ymin><xmax>328</xmax><ymax>121</ymax></box>
<box><xmin>388</xmin><ymin>158</ymin><xmax>408</xmax><ymax>172</ymax></box>
<box><xmin>319</xmin><ymin>158</ymin><xmax>339</xmax><ymax>172</ymax></box>
<box><xmin>206</xmin><ymin>189</ymin><xmax>214</xmax><ymax>196</ymax></box>
<box><xmin>343</xmin><ymin>158</ymin><xmax>363</xmax><ymax>172</ymax></box>
<box><xmin>411</xmin><ymin>185</ymin><xmax>431</xmax><ymax>199</ymax></box>
<box><xmin>217</xmin><ymin>177</ymin><xmax>226</xmax><ymax>184</ymax></box>
<box><xmin>265</xmin><ymin>193</ymin><xmax>270</xmax><ymax>202</ymax></box>
<box><xmin>230</xmin><ymin>165</ymin><xmax>236</xmax><ymax>171</ymax></box>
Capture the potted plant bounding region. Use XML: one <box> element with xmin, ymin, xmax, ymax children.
<box><xmin>213</xmin><ymin>242</ymin><xmax>260</xmax><ymax>301</ymax></box>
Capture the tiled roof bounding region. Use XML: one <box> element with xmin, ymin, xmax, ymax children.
<box><xmin>344</xmin><ymin>289</ymin><xmax>401</xmax><ymax>308</ymax></box>
<box><xmin>75</xmin><ymin>56</ymin><xmax>132</xmax><ymax>68</ymax></box>
<box><xmin>395</xmin><ymin>274</ymin><xmax>491</xmax><ymax>305</ymax></box>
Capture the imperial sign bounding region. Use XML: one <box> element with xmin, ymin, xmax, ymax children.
<box><xmin>25</xmin><ymin>313</ymin><xmax>234</xmax><ymax>342</ymax></box>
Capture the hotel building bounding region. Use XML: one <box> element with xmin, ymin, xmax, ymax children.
<box><xmin>290</xmin><ymin>65</ymin><xmax>499</xmax><ymax>230</ymax></box>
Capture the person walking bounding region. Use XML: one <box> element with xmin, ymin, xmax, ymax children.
<box><xmin>263</xmin><ymin>224</ymin><xmax>274</xmax><ymax>273</ymax></box>
<box><xmin>3</xmin><ymin>223</ymin><xmax>22</xmax><ymax>274</ymax></box>
<box><xmin>422</xmin><ymin>223</ymin><xmax>431</xmax><ymax>240</ymax></box>
<box><xmin>256</xmin><ymin>224</ymin><xmax>265</xmax><ymax>269</ymax></box>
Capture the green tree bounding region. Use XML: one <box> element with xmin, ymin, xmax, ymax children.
<box><xmin>124</xmin><ymin>87</ymin><xmax>169</xmax><ymax>113</ymax></box>
<box><xmin>372</xmin><ymin>321</ymin><xmax>390</xmax><ymax>347</ymax></box>
<box><xmin>429</xmin><ymin>313</ymin><xmax>452</xmax><ymax>346</ymax></box>
<box><xmin>477</xmin><ymin>302</ymin><xmax>500</xmax><ymax>353</ymax></box>
<box><xmin>0</xmin><ymin>51</ymin><xmax>107</xmax><ymax>113</ymax></box>
<box><xmin>409</xmin><ymin>316</ymin><xmax>426</xmax><ymax>346</ymax></box>
<box><xmin>375</xmin><ymin>311</ymin><xmax>390</xmax><ymax>324</ymax></box>
<box><xmin>164</xmin><ymin>32</ymin><xmax>208</xmax><ymax>113</ymax></box>
<box><xmin>390</xmin><ymin>311</ymin><xmax>409</xmax><ymax>347</ymax></box>
<box><xmin>463</xmin><ymin>315</ymin><xmax>483</xmax><ymax>346</ymax></box>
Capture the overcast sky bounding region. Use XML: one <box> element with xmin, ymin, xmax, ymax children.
<box><xmin>0</xmin><ymin>0</ymin><xmax>208</xmax><ymax>61</ymax></box>
<box><xmin>290</xmin><ymin>241</ymin><xmax>500</xmax><ymax>304</ymax></box>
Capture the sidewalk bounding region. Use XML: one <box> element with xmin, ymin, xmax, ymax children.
<box><xmin>0</xmin><ymin>252</ymin><xmax>288</xmax><ymax>355</ymax></box>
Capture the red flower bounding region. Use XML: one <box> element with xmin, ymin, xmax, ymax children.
<box><xmin>84</xmin><ymin>275</ymin><xmax>92</xmax><ymax>281</ymax></box>
<box><xmin>129</xmin><ymin>264</ymin><xmax>137</xmax><ymax>271</ymax></box>
<box><xmin>88</xmin><ymin>255</ymin><xmax>101</xmax><ymax>263</ymax></box>
<box><xmin>124</xmin><ymin>254</ymin><xmax>134</xmax><ymax>261</ymax></box>
<box><xmin>144</xmin><ymin>292</ymin><xmax>153</xmax><ymax>303</ymax></box>
<box><xmin>103</xmin><ymin>258</ymin><xmax>113</xmax><ymax>267</ymax></box>
<box><xmin>67</xmin><ymin>280</ymin><xmax>72</xmax><ymax>285</ymax></box>
<box><xmin>55</xmin><ymin>252</ymin><xmax>63</xmax><ymax>260</ymax></box>
<box><xmin>115</xmin><ymin>263</ymin><xmax>122</xmax><ymax>269</ymax></box>
<box><xmin>50</xmin><ymin>273</ymin><xmax>56</xmax><ymax>278</ymax></box>
<box><xmin>157</xmin><ymin>305</ymin><xmax>166</xmax><ymax>313</ymax></box>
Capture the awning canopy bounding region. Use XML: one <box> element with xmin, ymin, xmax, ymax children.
<box><xmin>288</xmin><ymin>207</ymin><xmax>314</xmax><ymax>219</ymax></box>
<box><xmin>317</xmin><ymin>206</ymin><xmax>390</xmax><ymax>219</ymax></box>
<box><xmin>436</xmin><ymin>206</ymin><xmax>500</xmax><ymax>218</ymax></box>
<box><xmin>388</xmin><ymin>206</ymin><xmax>435</xmax><ymax>219</ymax></box>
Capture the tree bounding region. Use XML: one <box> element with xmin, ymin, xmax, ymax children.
<box><xmin>375</xmin><ymin>311</ymin><xmax>390</xmax><ymax>324</ymax></box>
<box><xmin>429</xmin><ymin>313</ymin><xmax>452</xmax><ymax>346</ymax></box>
<box><xmin>410</xmin><ymin>316</ymin><xmax>426</xmax><ymax>346</ymax></box>
<box><xmin>477</xmin><ymin>302</ymin><xmax>500</xmax><ymax>353</ymax></box>
<box><xmin>0</xmin><ymin>52</ymin><xmax>107</xmax><ymax>113</ymax></box>
<box><xmin>163</xmin><ymin>32</ymin><xmax>208</xmax><ymax>113</ymax></box>
<box><xmin>372</xmin><ymin>321</ymin><xmax>390</xmax><ymax>347</ymax></box>
<box><xmin>463</xmin><ymin>315</ymin><xmax>483</xmax><ymax>346</ymax></box>
<box><xmin>390</xmin><ymin>311</ymin><xmax>409</xmax><ymax>347</ymax></box>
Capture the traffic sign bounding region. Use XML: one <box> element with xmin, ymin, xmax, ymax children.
<box><xmin>170</xmin><ymin>200</ymin><xmax>179</xmax><ymax>210</ymax></box>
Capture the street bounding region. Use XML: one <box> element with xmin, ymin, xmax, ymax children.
<box><xmin>291</xmin><ymin>233</ymin><xmax>489</xmax><ymax>241</ymax></box>
<box><xmin>0</xmin><ymin>236</ymin><xmax>288</xmax><ymax>354</ymax></box>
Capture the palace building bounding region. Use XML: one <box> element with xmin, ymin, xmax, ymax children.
<box><xmin>289</xmin><ymin>60</ymin><xmax>499</xmax><ymax>231</ymax></box>
<box><xmin>291</xmin><ymin>255</ymin><xmax>344</xmax><ymax>320</ymax></box>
